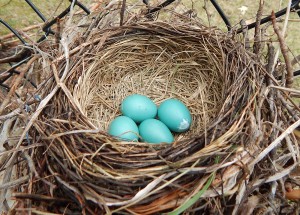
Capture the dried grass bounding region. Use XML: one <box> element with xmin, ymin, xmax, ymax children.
<box><xmin>73</xmin><ymin>32</ymin><xmax>225</xmax><ymax>141</ymax></box>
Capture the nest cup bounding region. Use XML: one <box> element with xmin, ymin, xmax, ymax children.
<box><xmin>73</xmin><ymin>25</ymin><xmax>225</xmax><ymax>141</ymax></box>
<box><xmin>19</xmin><ymin>21</ymin><xmax>270</xmax><ymax>214</ymax></box>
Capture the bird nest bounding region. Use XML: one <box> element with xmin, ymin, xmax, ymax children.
<box><xmin>73</xmin><ymin>26</ymin><xmax>224</xmax><ymax>140</ymax></box>
<box><xmin>1</xmin><ymin>8</ymin><xmax>300</xmax><ymax>215</ymax></box>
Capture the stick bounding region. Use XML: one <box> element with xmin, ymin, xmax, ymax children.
<box><xmin>270</xmin><ymin>85</ymin><xmax>300</xmax><ymax>95</ymax></box>
<box><xmin>203</xmin><ymin>0</ymin><xmax>212</xmax><ymax>27</ymax></box>
<box><xmin>120</xmin><ymin>0</ymin><xmax>127</xmax><ymax>26</ymax></box>
<box><xmin>266</xmin><ymin>43</ymin><xmax>275</xmax><ymax>84</ymax></box>
<box><xmin>0</xmin><ymin>48</ymin><xmax>31</xmax><ymax>64</ymax></box>
<box><xmin>266</xmin><ymin>44</ymin><xmax>276</xmax><ymax>126</ymax></box>
<box><xmin>0</xmin><ymin>24</ymin><xmax>43</xmax><ymax>41</ymax></box>
<box><xmin>271</xmin><ymin>0</ymin><xmax>292</xmax><ymax>82</ymax></box>
<box><xmin>0</xmin><ymin>55</ymin><xmax>38</xmax><ymax>115</ymax></box>
<box><xmin>0</xmin><ymin>176</ymin><xmax>29</xmax><ymax>189</ymax></box>
<box><xmin>55</xmin><ymin>18</ymin><xmax>61</xmax><ymax>50</ymax></box>
<box><xmin>240</xmin><ymin>20</ymin><xmax>250</xmax><ymax>50</ymax></box>
<box><xmin>253</xmin><ymin>0</ymin><xmax>264</xmax><ymax>55</ymax></box>
<box><xmin>250</xmin><ymin>118</ymin><xmax>300</xmax><ymax>166</ymax></box>
<box><xmin>0</xmin><ymin>108</ymin><xmax>21</xmax><ymax>121</ymax></box>
<box><xmin>13</xmin><ymin>193</ymin><xmax>72</xmax><ymax>203</ymax></box>
<box><xmin>271</xmin><ymin>11</ymin><xmax>293</xmax><ymax>88</ymax></box>
<box><xmin>0</xmin><ymin>39</ymin><xmax>20</xmax><ymax>48</ymax></box>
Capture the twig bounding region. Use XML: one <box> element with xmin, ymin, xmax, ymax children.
<box><xmin>266</xmin><ymin>44</ymin><xmax>275</xmax><ymax>85</ymax></box>
<box><xmin>13</xmin><ymin>193</ymin><xmax>72</xmax><ymax>203</ymax></box>
<box><xmin>23</xmin><ymin>152</ymin><xmax>40</xmax><ymax>178</ymax></box>
<box><xmin>0</xmin><ymin>22</ymin><xmax>82</xmax><ymax>209</ymax></box>
<box><xmin>0</xmin><ymin>108</ymin><xmax>21</xmax><ymax>121</ymax></box>
<box><xmin>0</xmin><ymin>48</ymin><xmax>31</xmax><ymax>64</ymax></box>
<box><xmin>0</xmin><ymin>39</ymin><xmax>23</xmax><ymax>49</ymax></box>
<box><xmin>277</xmin><ymin>91</ymin><xmax>300</xmax><ymax>121</ymax></box>
<box><xmin>0</xmin><ymin>143</ymin><xmax>43</xmax><ymax>157</ymax></box>
<box><xmin>253</xmin><ymin>0</ymin><xmax>264</xmax><ymax>55</ymax></box>
<box><xmin>0</xmin><ymin>24</ymin><xmax>43</xmax><ymax>41</ymax></box>
<box><xmin>270</xmin><ymin>85</ymin><xmax>300</xmax><ymax>95</ymax></box>
<box><xmin>288</xmin><ymin>19</ymin><xmax>300</xmax><ymax>22</ymax></box>
<box><xmin>271</xmin><ymin>11</ymin><xmax>293</xmax><ymax>88</ymax></box>
<box><xmin>0</xmin><ymin>55</ymin><xmax>39</xmax><ymax>115</ymax></box>
<box><xmin>0</xmin><ymin>175</ymin><xmax>29</xmax><ymax>189</ymax></box>
<box><xmin>83</xmin><ymin>12</ymin><xmax>104</xmax><ymax>40</ymax></box>
<box><xmin>55</xmin><ymin>18</ymin><xmax>61</xmax><ymax>50</ymax></box>
<box><xmin>53</xmin><ymin>31</ymin><xmax>113</xmax><ymax>63</ymax></box>
<box><xmin>240</xmin><ymin>20</ymin><xmax>250</xmax><ymax>50</ymax></box>
<box><xmin>120</xmin><ymin>0</ymin><xmax>127</xmax><ymax>26</ymax></box>
<box><xmin>265</xmin><ymin>44</ymin><xmax>276</xmax><ymax>143</ymax></box>
<box><xmin>250</xmin><ymin>118</ymin><xmax>300</xmax><ymax>166</ymax></box>
<box><xmin>253</xmin><ymin>164</ymin><xmax>297</xmax><ymax>186</ymax></box>
<box><xmin>271</xmin><ymin>0</ymin><xmax>292</xmax><ymax>79</ymax></box>
<box><xmin>260</xmin><ymin>22</ymin><xmax>272</xmax><ymax>54</ymax></box>
<box><xmin>203</xmin><ymin>0</ymin><xmax>212</xmax><ymax>27</ymax></box>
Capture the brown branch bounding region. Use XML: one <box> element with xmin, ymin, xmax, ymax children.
<box><xmin>271</xmin><ymin>11</ymin><xmax>293</xmax><ymax>88</ymax></box>
<box><xmin>0</xmin><ymin>39</ymin><xmax>20</xmax><ymax>49</ymax></box>
<box><xmin>266</xmin><ymin>43</ymin><xmax>276</xmax><ymax>83</ymax></box>
<box><xmin>55</xmin><ymin>18</ymin><xmax>61</xmax><ymax>50</ymax></box>
<box><xmin>0</xmin><ymin>48</ymin><xmax>31</xmax><ymax>64</ymax></box>
<box><xmin>0</xmin><ymin>176</ymin><xmax>29</xmax><ymax>190</ymax></box>
<box><xmin>277</xmin><ymin>91</ymin><xmax>300</xmax><ymax>121</ymax></box>
<box><xmin>120</xmin><ymin>0</ymin><xmax>127</xmax><ymax>26</ymax></box>
<box><xmin>266</xmin><ymin>43</ymin><xmax>276</xmax><ymax>123</ymax></box>
<box><xmin>0</xmin><ymin>24</ymin><xmax>43</xmax><ymax>41</ymax></box>
<box><xmin>240</xmin><ymin>19</ymin><xmax>250</xmax><ymax>51</ymax></box>
<box><xmin>13</xmin><ymin>193</ymin><xmax>72</xmax><ymax>203</ymax></box>
<box><xmin>260</xmin><ymin>22</ymin><xmax>272</xmax><ymax>57</ymax></box>
<box><xmin>253</xmin><ymin>0</ymin><xmax>264</xmax><ymax>55</ymax></box>
<box><xmin>203</xmin><ymin>0</ymin><xmax>212</xmax><ymax>27</ymax></box>
<box><xmin>83</xmin><ymin>12</ymin><xmax>104</xmax><ymax>40</ymax></box>
<box><xmin>0</xmin><ymin>55</ymin><xmax>39</xmax><ymax>115</ymax></box>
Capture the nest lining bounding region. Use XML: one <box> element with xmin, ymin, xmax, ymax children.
<box><xmin>73</xmin><ymin>34</ymin><xmax>225</xmax><ymax>141</ymax></box>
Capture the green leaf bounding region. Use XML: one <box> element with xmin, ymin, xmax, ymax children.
<box><xmin>166</xmin><ymin>173</ymin><xmax>215</xmax><ymax>215</ymax></box>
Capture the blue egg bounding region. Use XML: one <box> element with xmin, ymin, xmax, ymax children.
<box><xmin>108</xmin><ymin>116</ymin><xmax>139</xmax><ymax>141</ymax></box>
<box><xmin>139</xmin><ymin>119</ymin><xmax>174</xmax><ymax>144</ymax></box>
<box><xmin>158</xmin><ymin>99</ymin><xmax>192</xmax><ymax>133</ymax></box>
<box><xmin>121</xmin><ymin>94</ymin><xmax>157</xmax><ymax>123</ymax></box>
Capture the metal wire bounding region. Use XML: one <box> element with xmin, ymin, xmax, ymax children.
<box><xmin>0</xmin><ymin>19</ymin><xmax>27</xmax><ymax>45</ymax></box>
<box><xmin>210</xmin><ymin>0</ymin><xmax>232</xmax><ymax>31</ymax></box>
<box><xmin>236</xmin><ymin>0</ymin><xmax>300</xmax><ymax>33</ymax></box>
